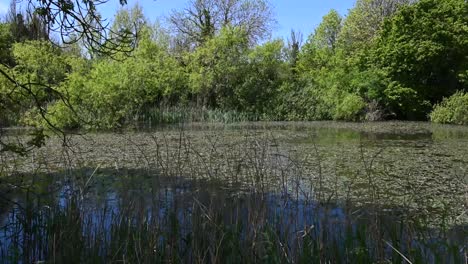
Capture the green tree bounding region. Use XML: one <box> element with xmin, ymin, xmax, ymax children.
<box><xmin>338</xmin><ymin>0</ymin><xmax>414</xmax><ymax>56</ymax></box>
<box><xmin>0</xmin><ymin>0</ymin><xmax>134</xmax><ymax>154</ymax></box>
<box><xmin>111</xmin><ymin>3</ymin><xmax>148</xmax><ymax>50</ymax></box>
<box><xmin>49</xmin><ymin>25</ymin><xmax>187</xmax><ymax>129</ymax></box>
<box><xmin>239</xmin><ymin>39</ymin><xmax>289</xmax><ymax>115</ymax></box>
<box><xmin>187</xmin><ymin>26</ymin><xmax>249</xmax><ymax>109</ymax></box>
<box><xmin>298</xmin><ymin>10</ymin><xmax>342</xmax><ymax>72</ymax></box>
<box><xmin>0</xmin><ymin>40</ymin><xmax>72</xmax><ymax>152</ymax></box>
<box><xmin>0</xmin><ymin>23</ymin><xmax>14</xmax><ymax>66</ymax></box>
<box><xmin>6</xmin><ymin>41</ymin><xmax>70</xmax><ymax>121</ymax></box>
<box><xmin>374</xmin><ymin>0</ymin><xmax>467</xmax><ymax>118</ymax></box>
<box><xmin>296</xmin><ymin>10</ymin><xmax>366</xmax><ymax>121</ymax></box>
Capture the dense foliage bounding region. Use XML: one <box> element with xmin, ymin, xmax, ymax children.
<box><xmin>0</xmin><ymin>0</ymin><xmax>467</xmax><ymax>130</ymax></box>
<box><xmin>430</xmin><ymin>91</ymin><xmax>468</xmax><ymax>125</ymax></box>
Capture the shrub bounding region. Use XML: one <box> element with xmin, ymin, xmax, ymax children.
<box><xmin>383</xmin><ymin>82</ymin><xmax>431</xmax><ymax>120</ymax></box>
<box><xmin>430</xmin><ymin>91</ymin><xmax>468</xmax><ymax>125</ymax></box>
<box><xmin>275</xmin><ymin>82</ymin><xmax>332</xmax><ymax>121</ymax></box>
<box><xmin>333</xmin><ymin>93</ymin><xmax>366</xmax><ymax>121</ymax></box>
<box><xmin>46</xmin><ymin>101</ymin><xmax>81</xmax><ymax>130</ymax></box>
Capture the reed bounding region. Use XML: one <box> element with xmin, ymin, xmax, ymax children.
<box><xmin>0</xmin><ymin>127</ymin><xmax>466</xmax><ymax>263</ymax></box>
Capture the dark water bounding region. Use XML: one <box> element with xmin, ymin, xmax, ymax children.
<box><xmin>0</xmin><ymin>122</ymin><xmax>467</xmax><ymax>263</ymax></box>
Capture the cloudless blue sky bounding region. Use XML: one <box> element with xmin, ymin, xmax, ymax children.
<box><xmin>0</xmin><ymin>0</ymin><xmax>357</xmax><ymax>40</ymax></box>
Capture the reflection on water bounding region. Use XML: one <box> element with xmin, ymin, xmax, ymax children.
<box><xmin>0</xmin><ymin>122</ymin><xmax>467</xmax><ymax>263</ymax></box>
<box><xmin>1</xmin><ymin>172</ymin><xmax>465</xmax><ymax>263</ymax></box>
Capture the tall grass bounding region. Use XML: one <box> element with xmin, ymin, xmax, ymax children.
<box><xmin>0</xmin><ymin>129</ymin><xmax>466</xmax><ymax>263</ymax></box>
<box><xmin>128</xmin><ymin>106</ymin><xmax>278</xmax><ymax>127</ymax></box>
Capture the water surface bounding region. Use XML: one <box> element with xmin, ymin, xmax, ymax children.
<box><xmin>0</xmin><ymin>122</ymin><xmax>467</xmax><ymax>263</ymax></box>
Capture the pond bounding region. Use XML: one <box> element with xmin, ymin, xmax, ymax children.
<box><xmin>0</xmin><ymin>122</ymin><xmax>467</xmax><ymax>263</ymax></box>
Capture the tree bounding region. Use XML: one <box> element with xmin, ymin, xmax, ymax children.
<box><xmin>296</xmin><ymin>9</ymin><xmax>390</xmax><ymax>121</ymax></box>
<box><xmin>0</xmin><ymin>40</ymin><xmax>71</xmax><ymax>153</ymax></box>
<box><xmin>298</xmin><ymin>10</ymin><xmax>342</xmax><ymax>71</ymax></box>
<box><xmin>239</xmin><ymin>39</ymin><xmax>288</xmax><ymax>115</ymax></box>
<box><xmin>285</xmin><ymin>30</ymin><xmax>303</xmax><ymax>71</ymax></box>
<box><xmin>311</xmin><ymin>9</ymin><xmax>342</xmax><ymax>51</ymax></box>
<box><xmin>44</xmin><ymin>23</ymin><xmax>187</xmax><ymax>129</ymax></box>
<box><xmin>168</xmin><ymin>0</ymin><xmax>275</xmax><ymax>46</ymax></box>
<box><xmin>0</xmin><ymin>23</ymin><xmax>14</xmax><ymax>66</ymax></box>
<box><xmin>4</xmin><ymin>1</ymin><xmax>49</xmax><ymax>42</ymax></box>
<box><xmin>374</xmin><ymin>0</ymin><xmax>467</xmax><ymax>118</ymax></box>
<box><xmin>0</xmin><ymin>1</ymin><xmax>50</xmax><ymax>66</ymax></box>
<box><xmin>187</xmin><ymin>26</ymin><xmax>249</xmax><ymax>108</ymax></box>
<box><xmin>111</xmin><ymin>3</ymin><xmax>148</xmax><ymax>50</ymax></box>
<box><xmin>338</xmin><ymin>0</ymin><xmax>415</xmax><ymax>55</ymax></box>
<box><xmin>0</xmin><ymin>0</ymin><xmax>133</xmax><ymax>154</ymax></box>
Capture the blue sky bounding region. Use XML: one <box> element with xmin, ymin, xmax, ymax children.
<box><xmin>0</xmin><ymin>1</ymin><xmax>8</xmax><ymax>15</ymax></box>
<box><xmin>0</xmin><ymin>0</ymin><xmax>357</xmax><ymax>40</ymax></box>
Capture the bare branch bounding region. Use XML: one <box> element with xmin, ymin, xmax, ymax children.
<box><xmin>168</xmin><ymin>0</ymin><xmax>275</xmax><ymax>46</ymax></box>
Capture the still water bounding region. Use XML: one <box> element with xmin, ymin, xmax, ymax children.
<box><xmin>0</xmin><ymin>122</ymin><xmax>467</xmax><ymax>263</ymax></box>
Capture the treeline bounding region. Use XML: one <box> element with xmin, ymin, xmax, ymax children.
<box><xmin>0</xmin><ymin>0</ymin><xmax>467</xmax><ymax>129</ymax></box>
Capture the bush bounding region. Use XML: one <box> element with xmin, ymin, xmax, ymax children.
<box><xmin>46</xmin><ymin>101</ymin><xmax>81</xmax><ymax>130</ymax></box>
<box><xmin>430</xmin><ymin>91</ymin><xmax>468</xmax><ymax>125</ymax></box>
<box><xmin>275</xmin><ymin>82</ymin><xmax>332</xmax><ymax>121</ymax></box>
<box><xmin>383</xmin><ymin>82</ymin><xmax>431</xmax><ymax>120</ymax></box>
<box><xmin>333</xmin><ymin>93</ymin><xmax>366</xmax><ymax>121</ymax></box>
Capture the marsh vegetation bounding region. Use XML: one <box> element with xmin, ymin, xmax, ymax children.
<box><xmin>0</xmin><ymin>0</ymin><xmax>467</xmax><ymax>262</ymax></box>
<box><xmin>0</xmin><ymin>122</ymin><xmax>466</xmax><ymax>263</ymax></box>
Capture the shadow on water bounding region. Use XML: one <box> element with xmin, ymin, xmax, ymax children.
<box><xmin>0</xmin><ymin>167</ymin><xmax>466</xmax><ymax>263</ymax></box>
